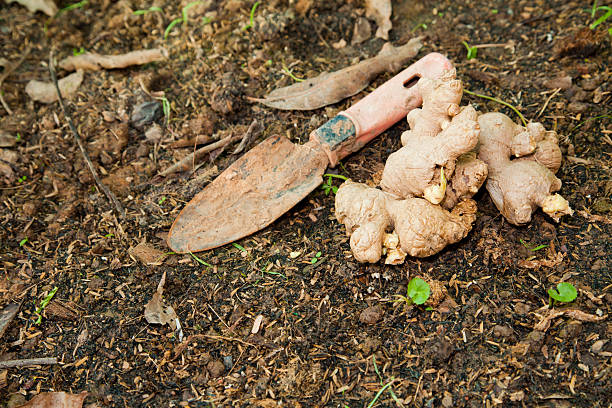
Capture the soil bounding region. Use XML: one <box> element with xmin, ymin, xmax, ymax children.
<box><xmin>0</xmin><ymin>0</ymin><xmax>611</xmax><ymax>407</ymax></box>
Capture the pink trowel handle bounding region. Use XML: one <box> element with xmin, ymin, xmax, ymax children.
<box><xmin>309</xmin><ymin>52</ymin><xmax>453</xmax><ymax>167</ymax></box>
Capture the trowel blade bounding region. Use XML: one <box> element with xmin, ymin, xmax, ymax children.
<box><xmin>167</xmin><ymin>134</ymin><xmax>329</xmax><ymax>253</ymax></box>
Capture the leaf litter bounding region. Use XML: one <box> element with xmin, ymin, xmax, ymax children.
<box><xmin>144</xmin><ymin>271</ymin><xmax>183</xmax><ymax>341</ymax></box>
<box><xmin>25</xmin><ymin>69</ymin><xmax>84</xmax><ymax>103</ymax></box>
<box><xmin>58</xmin><ymin>49</ymin><xmax>168</xmax><ymax>71</ymax></box>
<box><xmin>366</xmin><ymin>0</ymin><xmax>392</xmax><ymax>40</ymax></box>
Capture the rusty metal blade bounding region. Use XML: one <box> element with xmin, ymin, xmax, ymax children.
<box><xmin>168</xmin><ymin>135</ymin><xmax>329</xmax><ymax>253</ymax></box>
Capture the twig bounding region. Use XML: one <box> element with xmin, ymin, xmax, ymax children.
<box><xmin>48</xmin><ymin>51</ymin><xmax>125</xmax><ymax>218</ymax></box>
<box><xmin>0</xmin><ymin>357</ymin><xmax>58</xmax><ymax>369</ymax></box>
<box><xmin>0</xmin><ymin>47</ymin><xmax>31</xmax><ymax>115</ymax></box>
<box><xmin>536</xmin><ymin>87</ymin><xmax>561</xmax><ymax>118</ymax></box>
<box><xmin>160</xmin><ymin>134</ymin><xmax>240</xmax><ymax>176</ymax></box>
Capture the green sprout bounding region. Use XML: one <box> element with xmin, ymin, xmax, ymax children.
<box><xmin>133</xmin><ymin>6</ymin><xmax>163</xmax><ymax>15</ymax></box>
<box><xmin>16</xmin><ymin>133</ymin><xmax>21</xmax><ymax>142</ymax></box>
<box><xmin>411</xmin><ymin>22</ymin><xmax>428</xmax><ymax>32</ymax></box>
<box><xmin>232</xmin><ymin>242</ymin><xmax>246</xmax><ymax>252</ymax></box>
<box><xmin>463</xmin><ymin>89</ymin><xmax>527</xmax><ymax>126</ymax></box>
<box><xmin>310</xmin><ymin>251</ymin><xmax>321</xmax><ymax>264</ymax></box>
<box><xmin>367</xmin><ymin>356</ymin><xmax>401</xmax><ymax>408</ymax></box>
<box><xmin>462</xmin><ymin>41</ymin><xmax>478</xmax><ymax>60</ymax></box>
<box><xmin>164</xmin><ymin>18</ymin><xmax>183</xmax><ymax>39</ymax></box>
<box><xmin>190</xmin><ymin>251</ymin><xmax>212</xmax><ymax>268</ymax></box>
<box><xmin>19</xmin><ymin>237</ymin><xmax>28</xmax><ymax>247</ymax></box>
<box><xmin>519</xmin><ymin>239</ymin><xmax>549</xmax><ymax>252</ymax></box>
<box><xmin>156</xmin><ymin>96</ymin><xmax>171</xmax><ymax>124</ymax></box>
<box><xmin>34</xmin><ymin>286</ymin><xmax>58</xmax><ymax>325</ymax></box>
<box><xmin>182</xmin><ymin>1</ymin><xmax>202</xmax><ymax>25</ymax></box>
<box><xmin>282</xmin><ymin>64</ymin><xmax>304</xmax><ymax>82</ymax></box>
<box><xmin>202</xmin><ymin>16</ymin><xmax>211</xmax><ymax>25</ymax></box>
<box><xmin>158</xmin><ymin>196</ymin><xmax>167</xmax><ymax>205</ymax></box>
<box><xmin>104</xmin><ymin>233</ymin><xmax>114</xmax><ymax>238</ymax></box>
<box><xmin>548</xmin><ymin>282</ymin><xmax>577</xmax><ymax>307</ymax></box>
<box><xmin>44</xmin><ymin>0</ymin><xmax>88</xmax><ymax>31</ymax></box>
<box><xmin>394</xmin><ymin>277</ymin><xmax>431</xmax><ymax>306</ymax></box>
<box><xmin>590</xmin><ymin>1</ymin><xmax>612</xmax><ymax>34</ymax></box>
<box><xmin>242</xmin><ymin>1</ymin><xmax>261</xmax><ymax>31</ymax></box>
<box><xmin>72</xmin><ymin>47</ymin><xmax>85</xmax><ymax>56</ymax></box>
<box><xmin>321</xmin><ymin>173</ymin><xmax>348</xmax><ymax>195</ymax></box>
<box><xmin>491</xmin><ymin>9</ymin><xmax>498</xmax><ymax>14</ymax></box>
<box><xmin>17</xmin><ymin>175</ymin><xmax>27</xmax><ymax>183</ymax></box>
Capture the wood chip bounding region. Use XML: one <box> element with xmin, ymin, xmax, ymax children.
<box><xmin>59</xmin><ymin>49</ymin><xmax>167</xmax><ymax>71</ymax></box>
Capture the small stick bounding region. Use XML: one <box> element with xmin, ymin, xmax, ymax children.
<box><xmin>48</xmin><ymin>52</ymin><xmax>125</xmax><ymax>218</ymax></box>
<box><xmin>0</xmin><ymin>47</ymin><xmax>31</xmax><ymax>115</ymax></box>
<box><xmin>536</xmin><ymin>87</ymin><xmax>561</xmax><ymax>119</ymax></box>
<box><xmin>0</xmin><ymin>357</ymin><xmax>58</xmax><ymax>369</ymax></box>
<box><xmin>160</xmin><ymin>134</ymin><xmax>240</xmax><ymax>176</ymax></box>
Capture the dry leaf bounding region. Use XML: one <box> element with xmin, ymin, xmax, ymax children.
<box><xmin>249</xmin><ymin>37</ymin><xmax>422</xmax><ymax>110</ymax></box>
<box><xmin>25</xmin><ymin>70</ymin><xmax>83</xmax><ymax>104</ymax></box>
<box><xmin>16</xmin><ymin>391</ymin><xmax>88</xmax><ymax>408</ymax></box>
<box><xmin>0</xmin><ymin>303</ymin><xmax>20</xmax><ymax>340</ymax></box>
<box><xmin>519</xmin><ymin>252</ymin><xmax>564</xmax><ymax>269</ymax></box>
<box><xmin>59</xmin><ymin>49</ymin><xmax>167</xmax><ymax>71</ymax></box>
<box><xmin>5</xmin><ymin>0</ymin><xmax>58</xmax><ymax>16</ymax></box>
<box><xmin>144</xmin><ymin>272</ymin><xmax>178</xmax><ymax>330</ymax></box>
<box><xmin>534</xmin><ymin>308</ymin><xmax>607</xmax><ymax>332</ymax></box>
<box><xmin>128</xmin><ymin>242</ymin><xmax>166</xmax><ymax>265</ymax></box>
<box><xmin>366</xmin><ymin>0</ymin><xmax>392</xmax><ymax>40</ymax></box>
<box><xmin>0</xmin><ymin>131</ymin><xmax>16</xmax><ymax>147</ymax></box>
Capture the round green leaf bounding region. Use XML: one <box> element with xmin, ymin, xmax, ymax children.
<box><xmin>548</xmin><ymin>282</ymin><xmax>577</xmax><ymax>303</ymax></box>
<box><xmin>407</xmin><ymin>278</ymin><xmax>430</xmax><ymax>305</ymax></box>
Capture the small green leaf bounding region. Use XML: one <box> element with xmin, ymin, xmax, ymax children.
<box><xmin>19</xmin><ymin>237</ymin><xmax>28</xmax><ymax>247</ymax></box>
<box><xmin>232</xmin><ymin>243</ymin><xmax>246</xmax><ymax>252</ymax></box>
<box><xmin>407</xmin><ymin>278</ymin><xmax>430</xmax><ymax>305</ymax></box>
<box><xmin>190</xmin><ymin>251</ymin><xmax>212</xmax><ymax>267</ymax></box>
<box><xmin>164</xmin><ymin>18</ymin><xmax>183</xmax><ymax>39</ymax></box>
<box><xmin>548</xmin><ymin>282</ymin><xmax>577</xmax><ymax>303</ymax></box>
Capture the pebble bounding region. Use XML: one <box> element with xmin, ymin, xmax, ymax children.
<box><xmin>131</xmin><ymin>101</ymin><xmax>162</xmax><ymax>129</ymax></box>
<box><xmin>359</xmin><ymin>305</ymin><xmax>383</xmax><ymax>325</ymax></box>
<box><xmin>492</xmin><ymin>324</ymin><xmax>514</xmax><ymax>339</ymax></box>
<box><xmin>207</xmin><ymin>360</ymin><xmax>225</xmax><ymax>378</ymax></box>
<box><xmin>543</xmin><ymin>75</ymin><xmax>572</xmax><ymax>90</ymax></box>
<box><xmin>567</xmin><ymin>101</ymin><xmax>588</xmax><ymax>113</ymax></box>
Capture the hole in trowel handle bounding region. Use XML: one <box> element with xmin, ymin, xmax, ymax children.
<box><xmin>403</xmin><ymin>75</ymin><xmax>420</xmax><ymax>89</ymax></box>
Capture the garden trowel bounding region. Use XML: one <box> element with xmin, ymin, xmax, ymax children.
<box><xmin>168</xmin><ymin>53</ymin><xmax>453</xmax><ymax>253</ymax></box>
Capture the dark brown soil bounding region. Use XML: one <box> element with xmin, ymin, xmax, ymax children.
<box><xmin>1</xmin><ymin>0</ymin><xmax>610</xmax><ymax>407</ymax></box>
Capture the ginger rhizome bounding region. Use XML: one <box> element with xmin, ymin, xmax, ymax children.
<box><xmin>477</xmin><ymin>112</ymin><xmax>572</xmax><ymax>225</ymax></box>
<box><xmin>335</xmin><ymin>181</ymin><xmax>477</xmax><ymax>263</ymax></box>
<box><xmin>380</xmin><ymin>69</ymin><xmax>487</xmax><ymax>207</ymax></box>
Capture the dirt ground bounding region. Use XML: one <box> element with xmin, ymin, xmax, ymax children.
<box><xmin>0</xmin><ymin>0</ymin><xmax>611</xmax><ymax>407</ymax></box>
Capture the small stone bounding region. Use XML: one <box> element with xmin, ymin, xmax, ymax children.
<box><xmin>22</xmin><ymin>202</ymin><xmax>38</xmax><ymax>217</ymax></box>
<box><xmin>441</xmin><ymin>393</ymin><xmax>453</xmax><ymax>407</ymax></box>
<box><xmin>543</xmin><ymin>75</ymin><xmax>572</xmax><ymax>90</ymax></box>
<box><xmin>223</xmin><ymin>355</ymin><xmax>233</xmax><ymax>370</ymax></box>
<box><xmin>0</xmin><ymin>130</ymin><xmax>15</xmax><ymax>147</ymax></box>
<box><xmin>359</xmin><ymin>305</ymin><xmax>383</xmax><ymax>325</ymax></box>
<box><xmin>492</xmin><ymin>324</ymin><xmax>514</xmax><ymax>339</ymax></box>
<box><xmin>207</xmin><ymin>360</ymin><xmax>225</xmax><ymax>378</ymax></box>
<box><xmin>145</xmin><ymin>123</ymin><xmax>163</xmax><ymax>143</ymax></box>
<box><xmin>590</xmin><ymin>339</ymin><xmax>606</xmax><ymax>353</ymax></box>
<box><xmin>131</xmin><ymin>101</ymin><xmax>162</xmax><ymax>129</ymax></box>
<box><xmin>559</xmin><ymin>320</ymin><xmax>582</xmax><ymax>338</ymax></box>
<box><xmin>128</xmin><ymin>242</ymin><xmax>165</xmax><ymax>265</ymax></box>
<box><xmin>514</xmin><ymin>302</ymin><xmax>531</xmax><ymax>315</ymax></box>
<box><xmin>352</xmin><ymin>17</ymin><xmax>371</xmax><ymax>45</ymax></box>
<box><xmin>580</xmin><ymin>78</ymin><xmax>600</xmax><ymax>91</ymax></box>
<box><xmin>567</xmin><ymin>101</ymin><xmax>588</xmax><ymax>113</ymax></box>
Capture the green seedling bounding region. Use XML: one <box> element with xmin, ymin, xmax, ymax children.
<box><xmin>19</xmin><ymin>237</ymin><xmax>28</xmax><ymax>247</ymax></box>
<box><xmin>519</xmin><ymin>239</ymin><xmax>548</xmax><ymax>252</ymax></box>
<box><xmin>394</xmin><ymin>277</ymin><xmax>431</xmax><ymax>306</ymax></box>
<box><xmin>190</xmin><ymin>251</ymin><xmax>212</xmax><ymax>268</ymax></box>
<box><xmin>491</xmin><ymin>9</ymin><xmax>498</xmax><ymax>14</ymax></box>
<box><xmin>202</xmin><ymin>16</ymin><xmax>211</xmax><ymax>25</ymax></box>
<box><xmin>72</xmin><ymin>47</ymin><xmax>85</xmax><ymax>56</ymax></box>
<box><xmin>242</xmin><ymin>1</ymin><xmax>261</xmax><ymax>31</ymax></box>
<box><xmin>34</xmin><ymin>286</ymin><xmax>58</xmax><ymax>325</ymax></box>
<box><xmin>310</xmin><ymin>251</ymin><xmax>321</xmax><ymax>264</ymax></box>
<box><xmin>590</xmin><ymin>1</ymin><xmax>612</xmax><ymax>34</ymax></box>
<box><xmin>17</xmin><ymin>175</ymin><xmax>27</xmax><ymax>183</ymax></box>
<box><xmin>463</xmin><ymin>89</ymin><xmax>527</xmax><ymax>126</ymax></box>
<box><xmin>16</xmin><ymin>133</ymin><xmax>21</xmax><ymax>142</ymax></box>
<box><xmin>462</xmin><ymin>41</ymin><xmax>478</xmax><ymax>60</ymax></box>
<box><xmin>282</xmin><ymin>64</ymin><xmax>304</xmax><ymax>82</ymax></box>
<box><xmin>368</xmin><ymin>356</ymin><xmax>401</xmax><ymax>407</ymax></box>
<box><xmin>182</xmin><ymin>1</ymin><xmax>202</xmax><ymax>25</ymax></box>
<box><xmin>133</xmin><ymin>6</ymin><xmax>163</xmax><ymax>15</ymax></box>
<box><xmin>548</xmin><ymin>282</ymin><xmax>577</xmax><ymax>307</ymax></box>
<box><xmin>164</xmin><ymin>17</ymin><xmax>183</xmax><ymax>39</ymax></box>
<box><xmin>156</xmin><ymin>96</ymin><xmax>171</xmax><ymax>123</ymax></box>
<box><xmin>44</xmin><ymin>0</ymin><xmax>88</xmax><ymax>31</ymax></box>
<box><xmin>321</xmin><ymin>173</ymin><xmax>348</xmax><ymax>195</ymax></box>
<box><xmin>411</xmin><ymin>22</ymin><xmax>427</xmax><ymax>32</ymax></box>
<box><xmin>158</xmin><ymin>196</ymin><xmax>167</xmax><ymax>205</ymax></box>
<box><xmin>232</xmin><ymin>243</ymin><xmax>246</xmax><ymax>252</ymax></box>
<box><xmin>104</xmin><ymin>233</ymin><xmax>114</xmax><ymax>238</ymax></box>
